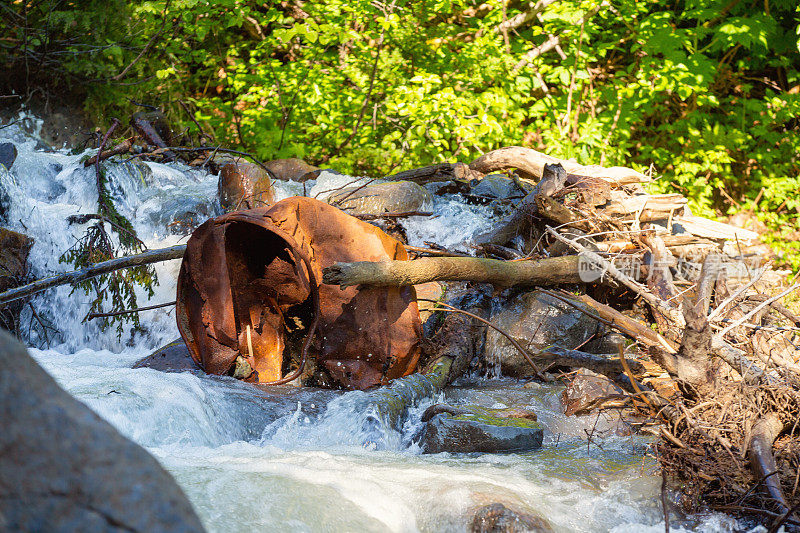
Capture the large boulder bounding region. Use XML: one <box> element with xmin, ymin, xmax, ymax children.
<box><xmin>327</xmin><ymin>181</ymin><xmax>431</xmax><ymax>216</ymax></box>
<box><xmin>218</xmin><ymin>160</ymin><xmax>275</xmax><ymax>211</ymax></box>
<box><xmin>0</xmin><ymin>330</ymin><xmax>206</xmax><ymax>532</ymax></box>
<box><xmin>484</xmin><ymin>290</ymin><xmax>609</xmax><ymax>377</ymax></box>
<box><xmin>0</xmin><ymin>227</ymin><xmax>32</xmax><ymax>292</ymax></box>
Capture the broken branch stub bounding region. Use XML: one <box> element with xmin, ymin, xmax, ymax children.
<box><xmin>176</xmin><ymin>197</ymin><xmax>422</xmax><ymax>390</ymax></box>
<box><xmin>474</xmin><ymin>162</ymin><xmax>566</xmax><ymax>247</ymax></box>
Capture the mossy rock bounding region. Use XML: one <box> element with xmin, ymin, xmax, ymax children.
<box><xmin>420</xmin><ymin>405</ymin><xmax>543</xmax><ymax>454</ymax></box>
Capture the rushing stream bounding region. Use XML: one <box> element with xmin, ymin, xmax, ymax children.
<box><xmin>0</xmin><ymin>116</ymin><xmax>752</xmax><ymax>532</ymax></box>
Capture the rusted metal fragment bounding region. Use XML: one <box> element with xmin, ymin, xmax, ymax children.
<box><xmin>176</xmin><ymin>197</ymin><xmax>422</xmax><ymax>390</ymax></box>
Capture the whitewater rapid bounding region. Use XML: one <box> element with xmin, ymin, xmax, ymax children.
<box><xmin>0</xmin><ymin>116</ymin><xmax>748</xmax><ymax>532</ymax></box>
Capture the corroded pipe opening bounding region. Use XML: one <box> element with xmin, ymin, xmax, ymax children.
<box><xmin>176</xmin><ymin>197</ymin><xmax>422</xmax><ymax>390</ymax></box>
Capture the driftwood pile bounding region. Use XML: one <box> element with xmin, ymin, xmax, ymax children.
<box><xmin>322</xmin><ymin>147</ymin><xmax>800</xmax><ymax>530</ymax></box>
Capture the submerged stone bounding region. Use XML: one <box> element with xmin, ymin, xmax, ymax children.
<box><xmin>471</xmin><ymin>503</ymin><xmax>553</xmax><ymax>533</ymax></box>
<box><xmin>420</xmin><ymin>405</ymin><xmax>543</xmax><ymax>454</ymax></box>
<box><xmin>0</xmin><ymin>142</ymin><xmax>17</xmax><ymax>169</ymax></box>
<box><xmin>133</xmin><ymin>338</ymin><xmax>340</xmax><ymax>440</ymax></box>
<box><xmin>133</xmin><ymin>338</ymin><xmax>199</xmax><ymax>372</ymax></box>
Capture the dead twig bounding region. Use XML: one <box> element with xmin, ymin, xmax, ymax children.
<box><xmin>86</xmin><ymin>300</ymin><xmax>175</xmax><ymax>320</ymax></box>
<box><xmin>715</xmin><ymin>284</ymin><xmax>800</xmax><ymax>341</ymax></box>
<box><xmin>546</xmin><ymin>226</ymin><xmax>685</xmax><ymax>327</ymax></box>
<box><xmin>0</xmin><ymin>245</ymin><xmax>186</xmax><ymax>308</ymax></box>
<box><xmin>708</xmin><ymin>267</ymin><xmax>768</xmax><ymax>322</ymax></box>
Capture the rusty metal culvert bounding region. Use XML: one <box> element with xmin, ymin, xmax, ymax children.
<box><xmin>176</xmin><ymin>196</ymin><xmax>422</xmax><ymax>390</ymax></box>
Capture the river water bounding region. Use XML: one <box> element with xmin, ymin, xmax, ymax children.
<box><xmin>0</xmin><ymin>116</ymin><xmax>751</xmax><ymax>532</ymax></box>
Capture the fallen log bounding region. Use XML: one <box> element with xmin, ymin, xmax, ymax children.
<box><xmin>362</xmin><ymin>356</ymin><xmax>453</xmax><ymax>436</ymax></box>
<box><xmin>322</xmin><ymin>255</ymin><xmax>582</xmax><ymax>288</ymax></box>
<box><xmin>0</xmin><ymin>245</ymin><xmax>186</xmax><ymax>307</ymax></box>
<box><xmin>384</xmin><ymin>162</ymin><xmax>481</xmax><ymax>183</ymax></box>
<box><xmin>468</xmin><ymin>146</ymin><xmax>648</xmax><ymax>185</ymax></box>
<box><xmin>600</xmin><ymin>192</ymin><xmax>688</xmax><ymax>220</ymax></box>
<box><xmin>360</xmin><ymin>306</ymin><xmax>483</xmax><ymax>439</ymax></box>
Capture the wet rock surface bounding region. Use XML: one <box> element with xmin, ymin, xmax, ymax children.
<box><xmin>0</xmin><ymin>142</ymin><xmax>17</xmax><ymax>169</ymax></box>
<box><xmin>485</xmin><ymin>290</ymin><xmax>609</xmax><ymax>377</ymax></box>
<box><xmin>420</xmin><ymin>404</ymin><xmax>543</xmax><ymax>454</ymax></box>
<box><xmin>263</xmin><ymin>157</ymin><xmax>319</xmax><ymax>181</ymax></box>
<box><xmin>218</xmin><ymin>160</ymin><xmax>275</xmax><ymax>211</ymax></box>
<box><xmin>467</xmin><ymin>174</ymin><xmax>528</xmax><ymax>203</ymax></box>
<box><xmin>0</xmin><ymin>227</ymin><xmax>33</xmax><ymax>333</ymax></box>
<box><xmin>133</xmin><ymin>337</ymin><xmax>200</xmax><ymax>372</ymax></box>
<box><xmin>0</xmin><ymin>227</ymin><xmax>33</xmax><ymax>292</ymax></box>
<box><xmin>562</xmin><ymin>368</ymin><xmax>626</xmax><ymax>416</ymax></box>
<box><xmin>133</xmin><ymin>338</ymin><xmax>340</xmax><ymax>440</ymax></box>
<box><xmin>0</xmin><ymin>330</ymin><xmax>206</xmax><ymax>532</ymax></box>
<box><xmin>144</xmin><ymin>194</ymin><xmax>218</xmax><ymax>235</ymax></box>
<box><xmin>471</xmin><ymin>503</ymin><xmax>553</xmax><ymax>533</ymax></box>
<box><xmin>327</xmin><ymin>180</ymin><xmax>432</xmax><ymax>215</ymax></box>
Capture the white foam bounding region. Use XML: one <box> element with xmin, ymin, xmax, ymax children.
<box><xmin>2</xmin><ymin>115</ymin><xmax>737</xmax><ymax>532</ymax></box>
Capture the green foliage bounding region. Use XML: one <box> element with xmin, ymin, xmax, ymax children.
<box><xmin>3</xmin><ymin>0</ymin><xmax>800</xmax><ymax>267</ymax></box>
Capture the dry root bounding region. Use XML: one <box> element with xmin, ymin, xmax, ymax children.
<box><xmin>656</xmin><ymin>381</ymin><xmax>800</xmax><ymax>526</ymax></box>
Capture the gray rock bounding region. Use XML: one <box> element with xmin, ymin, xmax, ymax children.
<box><xmin>327</xmin><ymin>181</ymin><xmax>431</xmax><ymax>215</ymax></box>
<box><xmin>420</xmin><ymin>409</ymin><xmax>543</xmax><ymax>454</ymax></box>
<box><xmin>468</xmin><ymin>174</ymin><xmax>528</xmax><ymax>202</ymax></box>
<box><xmin>0</xmin><ymin>330</ymin><xmax>206</xmax><ymax>532</ymax></box>
<box><xmin>133</xmin><ymin>337</ymin><xmax>199</xmax><ymax>372</ymax></box>
<box><xmin>484</xmin><ymin>290</ymin><xmax>607</xmax><ymax>377</ymax></box>
<box><xmin>0</xmin><ymin>142</ymin><xmax>17</xmax><ymax>169</ymax></box>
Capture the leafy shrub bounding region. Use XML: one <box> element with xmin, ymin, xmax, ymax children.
<box><xmin>2</xmin><ymin>0</ymin><xmax>799</xmax><ymax>266</ymax></box>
